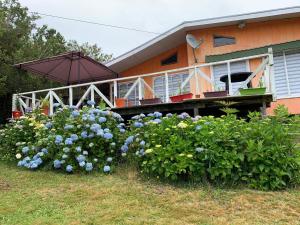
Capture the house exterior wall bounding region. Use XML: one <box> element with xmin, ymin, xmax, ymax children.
<box><xmin>120</xmin><ymin>17</ymin><xmax>300</xmax><ymax>114</ymax></box>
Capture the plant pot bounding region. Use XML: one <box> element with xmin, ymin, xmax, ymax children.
<box><xmin>203</xmin><ymin>90</ymin><xmax>228</xmax><ymax>98</ymax></box>
<box><xmin>41</xmin><ymin>106</ymin><xmax>49</xmax><ymax>115</ymax></box>
<box><xmin>140</xmin><ymin>98</ymin><xmax>162</xmax><ymax>105</ymax></box>
<box><xmin>239</xmin><ymin>87</ymin><xmax>266</xmax><ymax>96</ymax></box>
<box><xmin>12</xmin><ymin>110</ymin><xmax>22</xmax><ymax>119</ymax></box>
<box><xmin>170</xmin><ymin>93</ymin><xmax>193</xmax><ymax>103</ymax></box>
<box><xmin>115</xmin><ymin>98</ymin><xmax>126</xmax><ymax>108</ymax></box>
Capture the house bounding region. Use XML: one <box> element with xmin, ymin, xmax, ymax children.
<box><xmin>106</xmin><ymin>6</ymin><xmax>300</xmax><ymax>115</ymax></box>
<box><xmin>14</xmin><ymin>6</ymin><xmax>300</xmax><ymax>116</ymax></box>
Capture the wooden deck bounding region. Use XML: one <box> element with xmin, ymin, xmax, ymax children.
<box><xmin>114</xmin><ymin>94</ymin><xmax>273</xmax><ymax>118</ymax></box>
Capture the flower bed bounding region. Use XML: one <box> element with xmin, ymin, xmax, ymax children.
<box><xmin>0</xmin><ymin>104</ymin><xmax>299</xmax><ymax>190</ymax></box>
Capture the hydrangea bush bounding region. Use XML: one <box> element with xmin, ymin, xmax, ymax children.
<box><xmin>1</xmin><ymin>103</ymin><xmax>127</xmax><ymax>174</ymax></box>
<box><xmin>126</xmin><ymin>109</ymin><xmax>300</xmax><ymax>190</ymax></box>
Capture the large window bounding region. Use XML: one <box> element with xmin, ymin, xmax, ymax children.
<box><xmin>213</xmin><ymin>35</ymin><xmax>236</xmax><ymax>47</ymax></box>
<box><xmin>153</xmin><ymin>73</ymin><xmax>190</xmax><ymax>102</ymax></box>
<box><xmin>274</xmin><ymin>50</ymin><xmax>300</xmax><ymax>98</ymax></box>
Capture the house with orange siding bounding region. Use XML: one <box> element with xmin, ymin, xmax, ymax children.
<box><xmin>14</xmin><ymin>7</ymin><xmax>300</xmax><ymax>117</ymax></box>
<box><xmin>106</xmin><ymin>6</ymin><xmax>300</xmax><ymax>115</ymax></box>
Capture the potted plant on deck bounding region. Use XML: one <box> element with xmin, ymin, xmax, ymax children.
<box><xmin>170</xmin><ymin>87</ymin><xmax>193</xmax><ymax>103</ymax></box>
<box><xmin>203</xmin><ymin>86</ymin><xmax>228</xmax><ymax>98</ymax></box>
<box><xmin>140</xmin><ymin>96</ymin><xmax>162</xmax><ymax>105</ymax></box>
<box><xmin>40</xmin><ymin>98</ymin><xmax>50</xmax><ymax>115</ymax></box>
<box><xmin>12</xmin><ymin>97</ymin><xmax>22</xmax><ymax>119</ymax></box>
<box><xmin>239</xmin><ymin>78</ymin><xmax>266</xmax><ymax>96</ymax></box>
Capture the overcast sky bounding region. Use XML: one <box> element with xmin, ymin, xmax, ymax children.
<box><xmin>19</xmin><ymin>0</ymin><xmax>300</xmax><ymax>58</ymax></box>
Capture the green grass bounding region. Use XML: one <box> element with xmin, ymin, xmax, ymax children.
<box><xmin>1</xmin><ymin>162</ymin><xmax>300</xmax><ymax>225</ymax></box>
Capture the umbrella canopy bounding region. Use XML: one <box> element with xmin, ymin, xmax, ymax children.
<box><xmin>14</xmin><ymin>51</ymin><xmax>118</xmax><ymax>85</ymax></box>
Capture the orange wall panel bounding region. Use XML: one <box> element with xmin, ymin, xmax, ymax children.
<box><xmin>267</xmin><ymin>98</ymin><xmax>300</xmax><ymax>115</ymax></box>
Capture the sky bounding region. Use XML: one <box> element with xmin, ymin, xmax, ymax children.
<box><xmin>19</xmin><ymin>0</ymin><xmax>300</xmax><ymax>58</ymax></box>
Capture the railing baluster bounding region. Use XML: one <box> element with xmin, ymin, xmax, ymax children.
<box><xmin>113</xmin><ymin>80</ymin><xmax>118</xmax><ymax>107</ymax></box>
<box><xmin>69</xmin><ymin>87</ymin><xmax>73</xmax><ymax>107</ymax></box>
<box><xmin>165</xmin><ymin>72</ymin><xmax>169</xmax><ymax>103</ymax></box>
<box><xmin>32</xmin><ymin>92</ymin><xmax>36</xmax><ymax>110</ymax></box>
<box><xmin>49</xmin><ymin>91</ymin><xmax>54</xmax><ymax>116</ymax></box>
<box><xmin>227</xmin><ymin>62</ymin><xmax>232</xmax><ymax>95</ymax></box>
<box><xmin>90</xmin><ymin>85</ymin><xmax>95</xmax><ymax>107</ymax></box>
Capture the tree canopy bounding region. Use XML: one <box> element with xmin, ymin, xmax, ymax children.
<box><xmin>0</xmin><ymin>0</ymin><xmax>113</xmax><ymax>123</ymax></box>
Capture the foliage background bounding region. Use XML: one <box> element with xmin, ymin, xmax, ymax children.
<box><xmin>0</xmin><ymin>0</ymin><xmax>112</xmax><ymax>124</ymax></box>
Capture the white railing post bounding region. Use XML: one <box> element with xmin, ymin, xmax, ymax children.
<box><xmin>195</xmin><ymin>67</ymin><xmax>200</xmax><ymax>95</ymax></box>
<box><xmin>90</xmin><ymin>85</ymin><xmax>95</xmax><ymax>107</ymax></box>
<box><xmin>138</xmin><ymin>78</ymin><xmax>143</xmax><ymax>105</ymax></box>
<box><xmin>32</xmin><ymin>92</ymin><xmax>36</xmax><ymax>110</ymax></box>
<box><xmin>12</xmin><ymin>94</ymin><xmax>17</xmax><ymax>112</ymax></box>
<box><xmin>49</xmin><ymin>91</ymin><xmax>54</xmax><ymax>116</ymax></box>
<box><xmin>227</xmin><ymin>62</ymin><xmax>232</xmax><ymax>95</ymax></box>
<box><xmin>69</xmin><ymin>87</ymin><xmax>73</xmax><ymax>107</ymax></box>
<box><xmin>268</xmin><ymin>47</ymin><xmax>276</xmax><ymax>100</ymax></box>
<box><xmin>165</xmin><ymin>72</ymin><xmax>169</xmax><ymax>103</ymax></box>
<box><xmin>113</xmin><ymin>80</ymin><xmax>118</xmax><ymax>107</ymax></box>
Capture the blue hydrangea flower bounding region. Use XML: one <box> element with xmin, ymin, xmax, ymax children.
<box><xmin>107</xmin><ymin>157</ymin><xmax>113</xmax><ymax>162</ymax></box>
<box><xmin>166</xmin><ymin>113</ymin><xmax>173</xmax><ymax>117</ymax></box>
<box><xmin>103</xmin><ymin>165</ymin><xmax>110</xmax><ymax>173</ymax></box>
<box><xmin>63</xmin><ymin>147</ymin><xmax>70</xmax><ymax>153</ymax></box>
<box><xmin>85</xmin><ymin>162</ymin><xmax>93</xmax><ymax>172</ymax></box>
<box><xmin>153</xmin><ymin>118</ymin><xmax>162</xmax><ymax>124</ymax></box>
<box><xmin>70</xmin><ymin>134</ymin><xmax>79</xmax><ymax>141</ymax></box>
<box><xmin>81</xmin><ymin>131</ymin><xmax>88</xmax><ymax>139</ymax></box>
<box><xmin>75</xmin><ymin>146</ymin><xmax>82</xmax><ymax>152</ymax></box>
<box><xmin>125</xmin><ymin>136</ymin><xmax>134</xmax><ymax>144</ymax></box>
<box><xmin>79</xmin><ymin>161</ymin><xmax>86</xmax><ymax>167</ymax></box>
<box><xmin>66</xmin><ymin>165</ymin><xmax>73</xmax><ymax>173</ymax></box>
<box><xmin>53</xmin><ymin>159</ymin><xmax>62</xmax><ymax>169</ymax></box>
<box><xmin>65</xmin><ymin>138</ymin><xmax>73</xmax><ymax>145</ymax></box>
<box><xmin>104</xmin><ymin>128</ymin><xmax>110</xmax><ymax>133</ymax></box>
<box><xmin>147</xmin><ymin>113</ymin><xmax>154</xmax><ymax>117</ymax></box>
<box><xmin>153</xmin><ymin>112</ymin><xmax>162</xmax><ymax>118</ymax></box>
<box><xmin>83</xmin><ymin>150</ymin><xmax>89</xmax><ymax>155</ymax></box>
<box><xmin>88</xmin><ymin>133</ymin><xmax>95</xmax><ymax>138</ymax></box>
<box><xmin>134</xmin><ymin>122</ymin><xmax>144</xmax><ymax>128</ymax></box>
<box><xmin>17</xmin><ymin>160</ymin><xmax>25</xmax><ymax>167</ymax></box>
<box><xmin>76</xmin><ymin>155</ymin><xmax>86</xmax><ymax>162</ymax></box>
<box><xmin>90</xmin><ymin>123</ymin><xmax>101</xmax><ymax>132</ymax></box>
<box><xmin>98</xmin><ymin>117</ymin><xmax>107</xmax><ymax>123</ymax></box>
<box><xmin>119</xmin><ymin>128</ymin><xmax>125</xmax><ymax>133</ymax></box>
<box><xmin>64</xmin><ymin>124</ymin><xmax>74</xmax><ymax>130</ymax></box>
<box><xmin>96</xmin><ymin>129</ymin><xmax>104</xmax><ymax>137</ymax></box>
<box><xmin>87</xmin><ymin>100</ymin><xmax>95</xmax><ymax>106</ymax></box>
<box><xmin>35</xmin><ymin>158</ymin><xmax>43</xmax><ymax>165</ymax></box>
<box><xmin>45</xmin><ymin>122</ymin><xmax>52</xmax><ymax>129</ymax></box>
<box><xmin>41</xmin><ymin>148</ymin><xmax>48</xmax><ymax>154</ymax></box>
<box><xmin>29</xmin><ymin>161</ymin><xmax>38</xmax><ymax>169</ymax></box>
<box><xmin>103</xmin><ymin>133</ymin><xmax>113</xmax><ymax>140</ymax></box>
<box><xmin>62</xmin><ymin>154</ymin><xmax>68</xmax><ymax>159</ymax></box>
<box><xmin>22</xmin><ymin>146</ymin><xmax>30</xmax><ymax>154</ymax></box>
<box><xmin>121</xmin><ymin>144</ymin><xmax>129</xmax><ymax>152</ymax></box>
<box><xmin>55</xmin><ymin>135</ymin><xmax>63</xmax><ymax>144</ymax></box>
<box><xmin>140</xmin><ymin>140</ymin><xmax>145</xmax><ymax>146</ymax></box>
<box><xmin>24</xmin><ymin>156</ymin><xmax>31</xmax><ymax>161</ymax></box>
<box><xmin>71</xmin><ymin>110</ymin><xmax>80</xmax><ymax>117</ymax></box>
<box><xmin>88</xmin><ymin>115</ymin><xmax>95</xmax><ymax>122</ymax></box>
<box><xmin>195</xmin><ymin>125</ymin><xmax>202</xmax><ymax>131</ymax></box>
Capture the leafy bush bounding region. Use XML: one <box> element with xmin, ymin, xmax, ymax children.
<box><xmin>126</xmin><ymin>109</ymin><xmax>300</xmax><ymax>190</ymax></box>
<box><xmin>0</xmin><ymin>103</ymin><xmax>127</xmax><ymax>173</ymax></box>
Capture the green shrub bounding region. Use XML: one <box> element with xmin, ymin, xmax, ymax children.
<box><xmin>127</xmin><ymin>109</ymin><xmax>300</xmax><ymax>190</ymax></box>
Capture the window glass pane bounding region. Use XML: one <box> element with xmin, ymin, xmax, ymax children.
<box><xmin>214</xmin><ymin>36</ymin><xmax>236</xmax><ymax>47</ymax></box>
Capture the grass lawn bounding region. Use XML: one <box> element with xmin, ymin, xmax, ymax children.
<box><xmin>0</xmin><ymin>162</ymin><xmax>300</xmax><ymax>225</ymax></box>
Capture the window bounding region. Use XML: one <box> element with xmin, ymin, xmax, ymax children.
<box><xmin>161</xmin><ymin>53</ymin><xmax>178</xmax><ymax>66</ymax></box>
<box><xmin>153</xmin><ymin>73</ymin><xmax>190</xmax><ymax>102</ymax></box>
<box><xmin>273</xmin><ymin>50</ymin><xmax>300</xmax><ymax>98</ymax></box>
<box><xmin>213</xmin><ymin>35</ymin><xmax>236</xmax><ymax>47</ymax></box>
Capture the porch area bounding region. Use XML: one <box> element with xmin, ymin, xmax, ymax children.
<box><xmin>12</xmin><ymin>48</ymin><xmax>275</xmax><ymax>117</ymax></box>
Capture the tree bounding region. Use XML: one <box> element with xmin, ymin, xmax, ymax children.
<box><xmin>67</xmin><ymin>40</ymin><xmax>112</xmax><ymax>63</ymax></box>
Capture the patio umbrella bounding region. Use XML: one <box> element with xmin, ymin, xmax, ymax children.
<box><xmin>14</xmin><ymin>51</ymin><xmax>118</xmax><ymax>85</ymax></box>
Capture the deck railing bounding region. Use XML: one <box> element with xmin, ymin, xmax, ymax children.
<box><xmin>12</xmin><ymin>48</ymin><xmax>275</xmax><ymax>115</ymax></box>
